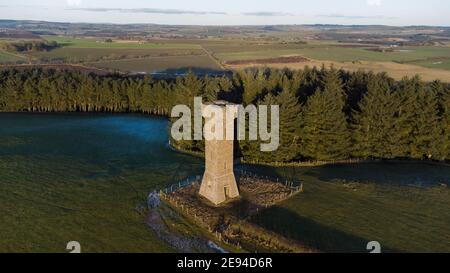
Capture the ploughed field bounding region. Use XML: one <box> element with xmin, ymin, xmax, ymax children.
<box><xmin>0</xmin><ymin>113</ymin><xmax>449</xmax><ymax>252</ymax></box>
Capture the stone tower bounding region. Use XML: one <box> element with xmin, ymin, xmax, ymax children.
<box><xmin>199</xmin><ymin>101</ymin><xmax>239</xmax><ymax>205</ymax></box>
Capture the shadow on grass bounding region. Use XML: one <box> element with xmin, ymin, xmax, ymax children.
<box><xmin>251</xmin><ymin>206</ymin><xmax>399</xmax><ymax>253</ymax></box>
<box><xmin>306</xmin><ymin>162</ymin><xmax>450</xmax><ymax>187</ymax></box>
<box><xmin>241</xmin><ymin>162</ymin><xmax>450</xmax><ymax>187</ymax></box>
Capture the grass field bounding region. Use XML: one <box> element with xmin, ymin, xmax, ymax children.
<box><xmin>89</xmin><ymin>55</ymin><xmax>223</xmax><ymax>73</ymax></box>
<box><xmin>203</xmin><ymin>42</ymin><xmax>313</xmax><ymax>54</ymax></box>
<box><xmin>0</xmin><ymin>155</ymin><xmax>175</xmax><ymax>252</ymax></box>
<box><xmin>1</xmin><ymin>114</ymin><xmax>449</xmax><ymax>253</ymax></box>
<box><xmin>3</xmin><ymin>35</ymin><xmax>450</xmax><ymax>80</ymax></box>
<box><xmin>43</xmin><ymin>36</ymin><xmax>201</xmax><ymax>49</ymax></box>
<box><xmin>246</xmin><ymin>163</ymin><xmax>450</xmax><ymax>253</ymax></box>
<box><xmin>410</xmin><ymin>58</ymin><xmax>450</xmax><ymax>70</ymax></box>
<box><xmin>31</xmin><ymin>48</ymin><xmax>205</xmax><ymax>63</ymax></box>
<box><xmin>216</xmin><ymin>46</ymin><xmax>450</xmax><ymax>65</ymax></box>
<box><xmin>0</xmin><ymin>50</ymin><xmax>26</xmax><ymax>63</ymax></box>
<box><xmin>0</xmin><ymin>114</ymin><xmax>204</xmax><ymax>253</ymax></box>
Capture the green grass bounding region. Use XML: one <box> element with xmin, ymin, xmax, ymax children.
<box><xmin>204</xmin><ymin>42</ymin><xmax>314</xmax><ymax>54</ymax></box>
<box><xmin>1</xmin><ymin>114</ymin><xmax>449</xmax><ymax>253</ymax></box>
<box><xmin>4</xmin><ymin>35</ymin><xmax>450</xmax><ymax>73</ymax></box>
<box><xmin>0</xmin><ymin>51</ymin><xmax>25</xmax><ymax>63</ymax></box>
<box><xmin>410</xmin><ymin>58</ymin><xmax>450</xmax><ymax>71</ymax></box>
<box><xmin>30</xmin><ymin>48</ymin><xmax>205</xmax><ymax>63</ymax></box>
<box><xmin>43</xmin><ymin>36</ymin><xmax>201</xmax><ymax>49</ymax></box>
<box><xmin>248</xmin><ymin>164</ymin><xmax>450</xmax><ymax>253</ymax></box>
<box><xmin>216</xmin><ymin>45</ymin><xmax>450</xmax><ymax>66</ymax></box>
<box><xmin>89</xmin><ymin>55</ymin><xmax>222</xmax><ymax>73</ymax></box>
<box><xmin>0</xmin><ymin>114</ymin><xmax>204</xmax><ymax>253</ymax></box>
<box><xmin>0</xmin><ymin>156</ymin><xmax>174</xmax><ymax>252</ymax></box>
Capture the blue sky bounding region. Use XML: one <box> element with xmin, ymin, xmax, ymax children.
<box><xmin>0</xmin><ymin>0</ymin><xmax>448</xmax><ymax>26</ymax></box>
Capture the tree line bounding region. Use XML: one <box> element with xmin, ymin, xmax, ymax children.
<box><xmin>2</xmin><ymin>40</ymin><xmax>60</xmax><ymax>52</ymax></box>
<box><xmin>0</xmin><ymin>67</ymin><xmax>448</xmax><ymax>162</ymax></box>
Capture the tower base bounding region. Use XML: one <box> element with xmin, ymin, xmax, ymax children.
<box><xmin>199</xmin><ymin>172</ymin><xmax>239</xmax><ymax>205</ymax></box>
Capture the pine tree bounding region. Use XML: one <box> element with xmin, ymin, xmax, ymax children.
<box><xmin>239</xmin><ymin>88</ymin><xmax>302</xmax><ymax>163</ymax></box>
<box><xmin>392</xmin><ymin>76</ymin><xmax>440</xmax><ymax>159</ymax></box>
<box><xmin>300</xmin><ymin>69</ymin><xmax>351</xmax><ymax>161</ymax></box>
<box><xmin>0</xmin><ymin>66</ymin><xmax>447</xmax><ymax>162</ymax></box>
<box><xmin>240</xmin><ymin>69</ymin><xmax>267</xmax><ymax>105</ymax></box>
<box><xmin>353</xmin><ymin>76</ymin><xmax>398</xmax><ymax>159</ymax></box>
<box><xmin>391</xmin><ymin>77</ymin><xmax>419</xmax><ymax>158</ymax></box>
<box><xmin>271</xmin><ymin>88</ymin><xmax>302</xmax><ymax>162</ymax></box>
<box><xmin>440</xmin><ymin>85</ymin><xmax>450</xmax><ymax>160</ymax></box>
<box><xmin>411</xmin><ymin>84</ymin><xmax>440</xmax><ymax>159</ymax></box>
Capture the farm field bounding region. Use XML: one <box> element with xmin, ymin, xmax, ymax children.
<box><xmin>43</xmin><ymin>36</ymin><xmax>201</xmax><ymax>49</ymax></box>
<box><xmin>216</xmin><ymin>46</ymin><xmax>450</xmax><ymax>65</ymax></box>
<box><xmin>30</xmin><ymin>48</ymin><xmax>205</xmax><ymax>63</ymax></box>
<box><xmin>204</xmin><ymin>42</ymin><xmax>450</xmax><ymax>80</ymax></box>
<box><xmin>202</xmin><ymin>42</ymin><xmax>314</xmax><ymax>54</ymax></box>
<box><xmin>227</xmin><ymin>59</ymin><xmax>450</xmax><ymax>82</ymax></box>
<box><xmin>409</xmin><ymin>58</ymin><xmax>450</xmax><ymax>70</ymax></box>
<box><xmin>0</xmin><ymin>50</ymin><xmax>26</xmax><ymax>63</ymax></box>
<box><xmin>0</xmin><ymin>26</ymin><xmax>449</xmax><ymax>81</ymax></box>
<box><xmin>89</xmin><ymin>55</ymin><xmax>223</xmax><ymax>74</ymax></box>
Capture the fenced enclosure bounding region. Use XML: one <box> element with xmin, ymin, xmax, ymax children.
<box><xmin>235</xmin><ymin>167</ymin><xmax>303</xmax><ymax>193</ymax></box>
<box><xmin>156</xmin><ymin>166</ymin><xmax>303</xmax><ymax>198</ymax></box>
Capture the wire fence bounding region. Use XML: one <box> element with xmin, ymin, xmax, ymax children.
<box><xmin>160</xmin><ymin>175</ymin><xmax>203</xmax><ymax>195</ymax></box>
<box><xmin>157</xmin><ymin>168</ymin><xmax>302</xmax><ymax>197</ymax></box>
<box><xmin>235</xmin><ymin>168</ymin><xmax>302</xmax><ymax>192</ymax></box>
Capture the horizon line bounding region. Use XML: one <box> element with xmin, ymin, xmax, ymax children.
<box><xmin>0</xmin><ymin>18</ymin><xmax>449</xmax><ymax>28</ymax></box>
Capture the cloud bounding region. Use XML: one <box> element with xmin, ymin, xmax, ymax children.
<box><xmin>366</xmin><ymin>0</ymin><xmax>382</xmax><ymax>6</ymax></box>
<box><xmin>71</xmin><ymin>7</ymin><xmax>227</xmax><ymax>15</ymax></box>
<box><xmin>242</xmin><ymin>12</ymin><xmax>294</xmax><ymax>17</ymax></box>
<box><xmin>67</xmin><ymin>0</ymin><xmax>82</xmax><ymax>7</ymax></box>
<box><xmin>70</xmin><ymin>7</ymin><xmax>293</xmax><ymax>17</ymax></box>
<box><xmin>318</xmin><ymin>13</ymin><xmax>395</xmax><ymax>20</ymax></box>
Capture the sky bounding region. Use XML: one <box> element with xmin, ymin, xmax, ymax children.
<box><xmin>0</xmin><ymin>0</ymin><xmax>448</xmax><ymax>26</ymax></box>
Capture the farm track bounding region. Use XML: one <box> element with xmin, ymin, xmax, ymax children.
<box><xmin>200</xmin><ymin>45</ymin><xmax>225</xmax><ymax>70</ymax></box>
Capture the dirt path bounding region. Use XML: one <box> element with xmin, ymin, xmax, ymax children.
<box><xmin>201</xmin><ymin>45</ymin><xmax>225</xmax><ymax>70</ymax></box>
<box><xmin>145</xmin><ymin>203</ymin><xmax>222</xmax><ymax>253</ymax></box>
